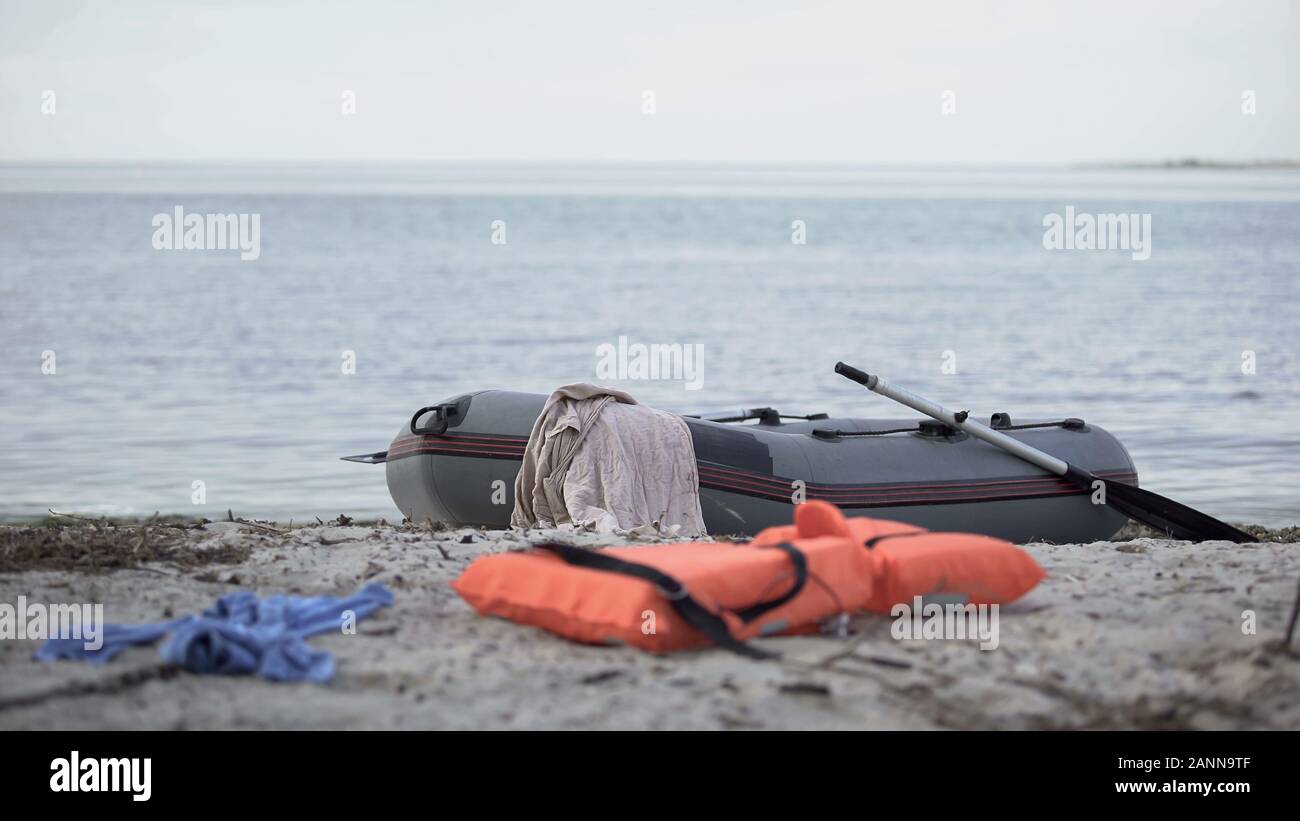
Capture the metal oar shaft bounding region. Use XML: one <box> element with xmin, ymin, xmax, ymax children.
<box><xmin>834</xmin><ymin>363</ymin><xmax>1070</xmax><ymax>477</ymax></box>
<box><xmin>834</xmin><ymin>361</ymin><xmax>1255</xmax><ymax>543</ymax></box>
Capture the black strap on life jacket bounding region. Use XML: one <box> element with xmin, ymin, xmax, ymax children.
<box><xmin>733</xmin><ymin>542</ymin><xmax>808</xmax><ymax>623</ymax></box>
<box><xmin>533</xmin><ymin>540</ymin><xmax>807</xmax><ymax>660</ymax></box>
<box><xmin>863</xmin><ymin>531</ymin><xmax>933</xmax><ymax>549</ymax></box>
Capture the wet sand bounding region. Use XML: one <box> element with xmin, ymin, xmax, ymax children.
<box><xmin>1</xmin><ymin>520</ymin><xmax>1298</xmax><ymax>730</ymax></box>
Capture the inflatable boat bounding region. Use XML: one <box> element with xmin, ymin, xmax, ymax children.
<box><xmin>343</xmin><ymin>390</ymin><xmax>1138</xmax><ymax>543</ymax></box>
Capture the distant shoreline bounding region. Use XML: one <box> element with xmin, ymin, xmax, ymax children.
<box><xmin>1</xmin><ymin>159</ymin><xmax>1297</xmax><ymax>172</ymax></box>
<box><xmin>1076</xmin><ymin>159</ymin><xmax>1300</xmax><ymax>171</ymax></box>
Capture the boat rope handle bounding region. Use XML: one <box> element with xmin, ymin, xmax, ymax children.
<box><xmin>812</xmin><ymin>418</ymin><xmax>1084</xmax><ymax>440</ymax></box>
<box><xmin>410</xmin><ymin>404</ymin><xmax>458</xmax><ymax>436</ymax></box>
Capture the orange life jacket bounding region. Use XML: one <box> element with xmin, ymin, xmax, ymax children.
<box><xmin>452</xmin><ymin>501</ymin><xmax>1043</xmax><ymax>657</ymax></box>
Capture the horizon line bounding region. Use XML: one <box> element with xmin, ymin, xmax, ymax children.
<box><xmin>1</xmin><ymin>158</ymin><xmax>1298</xmax><ymax>171</ymax></box>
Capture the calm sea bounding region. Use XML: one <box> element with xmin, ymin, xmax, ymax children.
<box><xmin>2</xmin><ymin>165</ymin><xmax>1298</xmax><ymax>525</ymax></box>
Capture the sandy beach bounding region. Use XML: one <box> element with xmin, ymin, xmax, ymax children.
<box><xmin>2</xmin><ymin>519</ymin><xmax>1297</xmax><ymax>730</ymax></box>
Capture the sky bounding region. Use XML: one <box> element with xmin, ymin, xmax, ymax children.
<box><xmin>0</xmin><ymin>0</ymin><xmax>1296</xmax><ymax>164</ymax></box>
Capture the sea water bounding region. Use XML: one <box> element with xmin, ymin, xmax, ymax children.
<box><xmin>1</xmin><ymin>164</ymin><xmax>1297</xmax><ymax>525</ymax></box>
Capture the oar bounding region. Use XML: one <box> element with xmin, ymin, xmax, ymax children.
<box><xmin>834</xmin><ymin>362</ymin><xmax>1254</xmax><ymax>543</ymax></box>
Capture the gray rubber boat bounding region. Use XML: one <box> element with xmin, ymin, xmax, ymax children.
<box><xmin>344</xmin><ymin>390</ymin><xmax>1137</xmax><ymax>543</ymax></box>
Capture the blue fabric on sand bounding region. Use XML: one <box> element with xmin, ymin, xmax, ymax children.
<box><xmin>33</xmin><ymin>583</ymin><xmax>393</xmax><ymax>683</ymax></box>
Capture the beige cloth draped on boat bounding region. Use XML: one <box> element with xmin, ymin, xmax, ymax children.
<box><xmin>510</xmin><ymin>383</ymin><xmax>707</xmax><ymax>537</ymax></box>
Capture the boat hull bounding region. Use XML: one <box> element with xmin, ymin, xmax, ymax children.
<box><xmin>382</xmin><ymin>390</ymin><xmax>1136</xmax><ymax>543</ymax></box>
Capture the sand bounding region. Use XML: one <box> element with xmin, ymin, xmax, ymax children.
<box><xmin>1</xmin><ymin>520</ymin><xmax>1298</xmax><ymax>730</ymax></box>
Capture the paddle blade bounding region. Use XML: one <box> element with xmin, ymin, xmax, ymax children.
<box><xmin>340</xmin><ymin>450</ymin><xmax>388</xmax><ymax>464</ymax></box>
<box><xmin>1100</xmin><ymin>479</ymin><xmax>1255</xmax><ymax>543</ymax></box>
